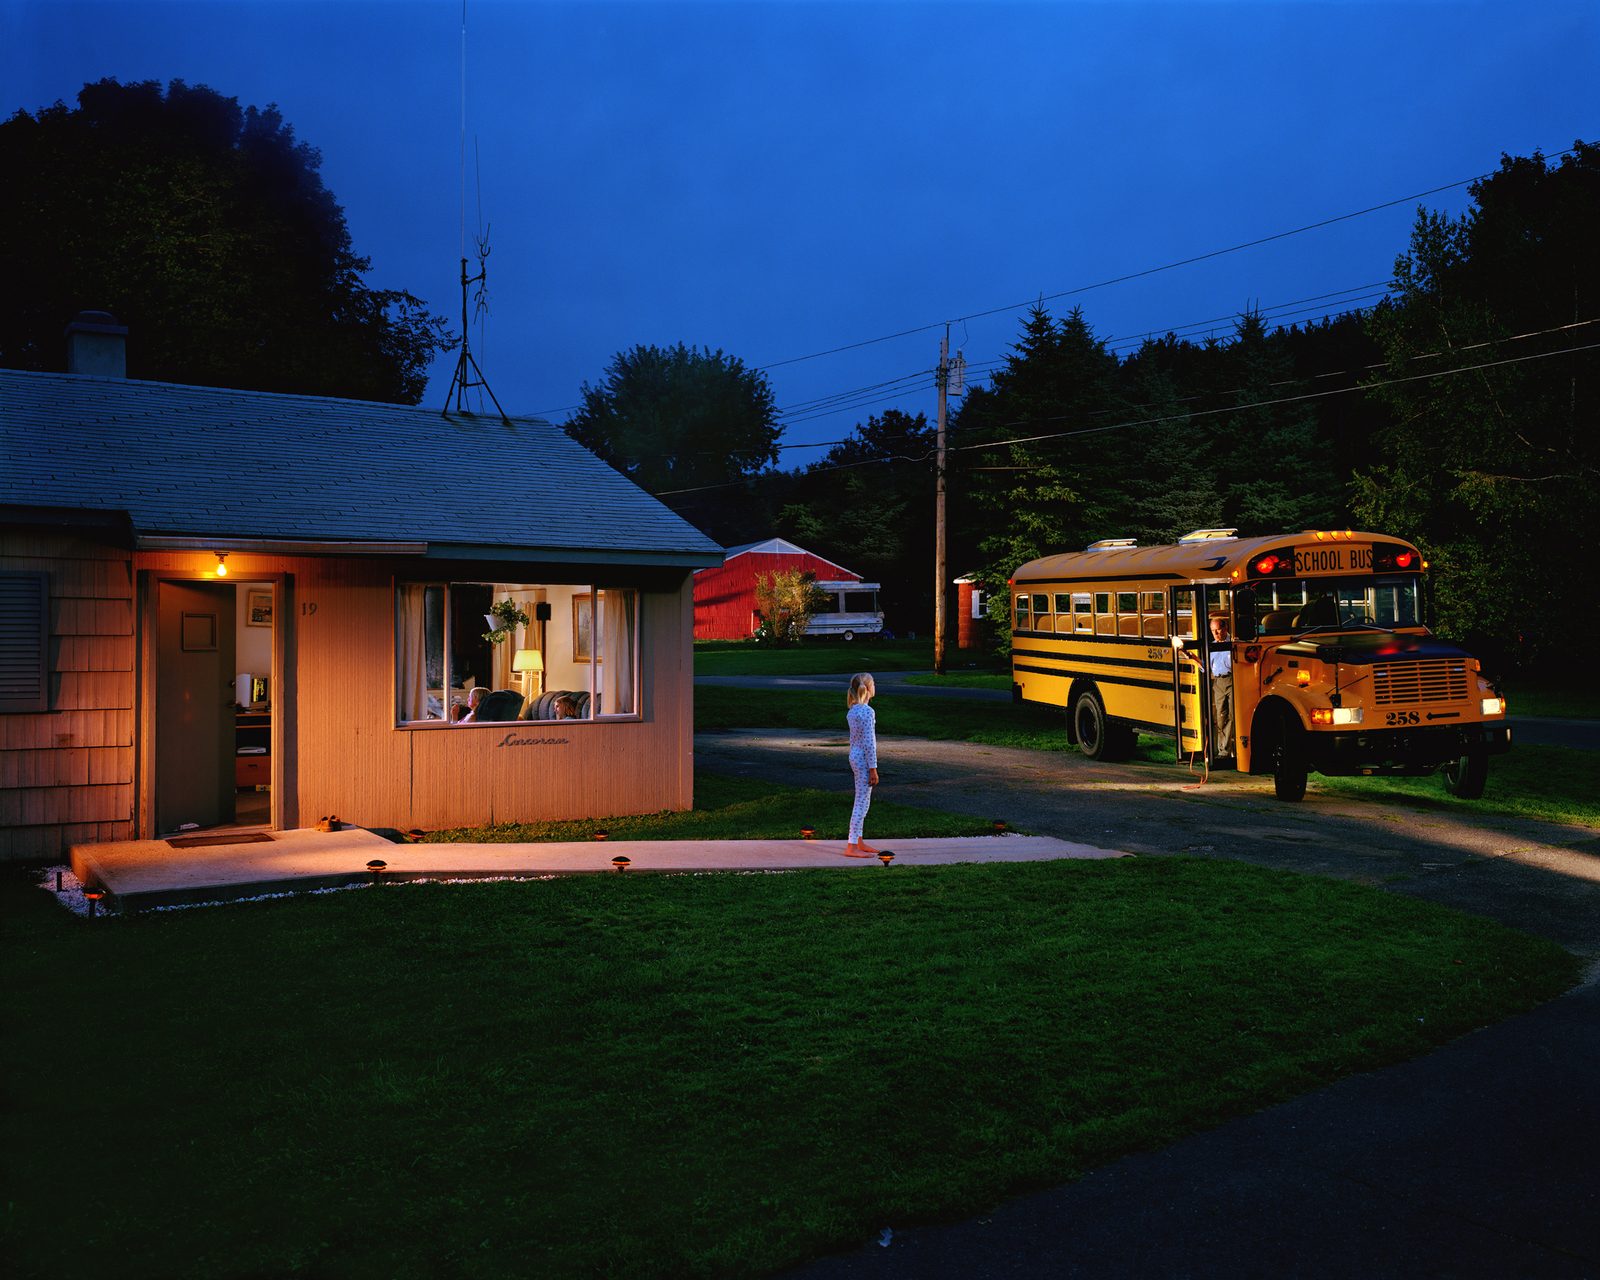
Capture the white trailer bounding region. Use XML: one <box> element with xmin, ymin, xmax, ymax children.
<box><xmin>804</xmin><ymin>580</ymin><xmax>885</xmax><ymax>640</ymax></box>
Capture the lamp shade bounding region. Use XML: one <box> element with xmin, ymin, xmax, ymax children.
<box><xmin>513</xmin><ymin>649</ymin><xmax>544</xmax><ymax>673</ymax></box>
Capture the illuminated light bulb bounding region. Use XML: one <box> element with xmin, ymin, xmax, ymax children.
<box><xmin>215</xmin><ymin>553</ymin><xmax>228</xmax><ymax>577</ymax></box>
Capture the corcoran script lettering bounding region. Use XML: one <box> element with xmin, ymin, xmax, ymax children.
<box><xmin>496</xmin><ymin>733</ymin><xmax>570</xmax><ymax>747</ymax></box>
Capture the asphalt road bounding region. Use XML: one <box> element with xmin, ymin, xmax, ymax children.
<box><xmin>689</xmin><ymin>726</ymin><xmax>1600</xmax><ymax>1278</ymax></box>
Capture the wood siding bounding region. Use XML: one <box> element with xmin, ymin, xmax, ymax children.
<box><xmin>693</xmin><ymin>551</ymin><xmax>858</xmax><ymax>640</ymax></box>
<box><xmin>0</xmin><ymin>534</ymin><xmax>136</xmax><ymax>860</ymax></box>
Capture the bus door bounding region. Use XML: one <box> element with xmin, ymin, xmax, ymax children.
<box><xmin>1171</xmin><ymin>587</ymin><xmax>1204</xmax><ymax>760</ymax></box>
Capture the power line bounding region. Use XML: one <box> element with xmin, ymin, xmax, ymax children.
<box><xmin>753</xmin><ymin>176</ymin><xmax>1493</xmax><ymax>372</ymax></box>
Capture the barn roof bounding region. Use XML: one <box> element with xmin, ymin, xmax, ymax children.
<box><xmin>713</xmin><ymin>537</ymin><xmax>859</xmax><ymax>579</ymax></box>
<box><xmin>1</xmin><ymin>370</ymin><xmax>723</xmax><ymax>566</ymax></box>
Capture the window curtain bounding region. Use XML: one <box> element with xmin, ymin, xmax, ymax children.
<box><xmin>396</xmin><ymin>584</ymin><xmax>428</xmax><ymax>722</ymax></box>
<box><xmin>601</xmin><ymin>589</ymin><xmax>636</xmax><ymax>715</ymax></box>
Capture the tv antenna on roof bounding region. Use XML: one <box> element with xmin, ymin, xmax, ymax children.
<box><xmin>441</xmin><ymin>1</ymin><xmax>510</xmax><ymax>422</ymax></box>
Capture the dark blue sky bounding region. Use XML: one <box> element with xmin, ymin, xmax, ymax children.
<box><xmin>8</xmin><ymin>1</ymin><xmax>1596</xmax><ymax>463</ymax></box>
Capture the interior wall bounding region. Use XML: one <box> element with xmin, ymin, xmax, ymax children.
<box><xmin>233</xmin><ymin>581</ymin><xmax>272</xmax><ymax>690</ymax></box>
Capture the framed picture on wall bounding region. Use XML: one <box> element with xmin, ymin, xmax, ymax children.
<box><xmin>572</xmin><ymin>593</ymin><xmax>592</xmax><ymax>662</ymax></box>
<box><xmin>246</xmin><ymin>589</ymin><xmax>273</xmax><ymax>628</ymax></box>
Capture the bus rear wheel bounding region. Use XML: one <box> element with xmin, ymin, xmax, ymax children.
<box><xmin>1075</xmin><ymin>691</ymin><xmax>1134</xmax><ymax>762</ymax></box>
<box><xmin>1441</xmin><ymin>745</ymin><xmax>1488</xmax><ymax>799</ymax></box>
<box><xmin>1272</xmin><ymin>709</ymin><xmax>1308</xmax><ymax>802</ymax></box>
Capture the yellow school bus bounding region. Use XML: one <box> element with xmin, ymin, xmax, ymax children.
<box><xmin>1008</xmin><ymin>528</ymin><xmax>1512</xmax><ymax>800</ymax></box>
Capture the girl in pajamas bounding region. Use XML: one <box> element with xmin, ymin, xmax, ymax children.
<box><xmin>844</xmin><ymin>672</ymin><xmax>879</xmax><ymax>857</ymax></box>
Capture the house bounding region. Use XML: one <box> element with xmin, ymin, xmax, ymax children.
<box><xmin>0</xmin><ymin>332</ymin><xmax>723</xmax><ymax>861</ymax></box>
<box><xmin>692</xmin><ymin>538</ymin><xmax>883</xmax><ymax>641</ymax></box>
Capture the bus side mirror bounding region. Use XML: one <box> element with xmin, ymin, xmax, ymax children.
<box><xmin>1233</xmin><ymin>589</ymin><xmax>1257</xmax><ymax>641</ymax></box>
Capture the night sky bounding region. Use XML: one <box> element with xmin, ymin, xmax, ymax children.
<box><xmin>8</xmin><ymin>1</ymin><xmax>1596</xmax><ymax>463</ymax></box>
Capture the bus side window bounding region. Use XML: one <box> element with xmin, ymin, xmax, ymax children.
<box><xmin>1032</xmin><ymin>594</ymin><xmax>1051</xmax><ymax>624</ymax></box>
<box><xmin>1141</xmin><ymin>590</ymin><xmax>1166</xmax><ymax>638</ymax></box>
<box><xmin>1094</xmin><ymin>592</ymin><xmax>1114</xmax><ymax>635</ymax></box>
<box><xmin>1173</xmin><ymin>588</ymin><xmax>1195</xmax><ymax>637</ymax></box>
<box><xmin>1051</xmin><ymin>594</ymin><xmax>1071</xmax><ymax>633</ymax></box>
<box><xmin>1117</xmin><ymin>591</ymin><xmax>1140</xmax><ymax>637</ymax></box>
<box><xmin>1015</xmin><ymin>593</ymin><xmax>1029</xmax><ymax>631</ymax></box>
<box><xmin>1073</xmin><ymin>593</ymin><xmax>1092</xmax><ymax>632</ymax></box>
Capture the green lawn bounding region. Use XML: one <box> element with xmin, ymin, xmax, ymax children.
<box><xmin>423</xmin><ymin>772</ymin><xmax>1003</xmax><ymax>843</ymax></box>
<box><xmin>901</xmin><ymin>671</ymin><xmax>1012</xmax><ymax>690</ymax></box>
<box><xmin>4</xmin><ymin>857</ymin><xmax>1576</xmax><ymax>1280</ymax></box>
<box><xmin>694</xmin><ymin>688</ymin><xmax>1600</xmax><ymax>827</ymax></box>
<box><xmin>694</xmin><ymin>638</ymin><xmax>1002</xmax><ymax>677</ymax></box>
<box><xmin>1497</xmin><ymin>677</ymin><xmax>1600</xmax><ymax>720</ymax></box>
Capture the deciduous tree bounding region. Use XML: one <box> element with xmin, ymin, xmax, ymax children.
<box><xmin>1</xmin><ymin>78</ymin><xmax>456</xmax><ymax>402</ymax></box>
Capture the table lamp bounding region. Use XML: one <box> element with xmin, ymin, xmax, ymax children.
<box><xmin>513</xmin><ymin>648</ymin><xmax>544</xmax><ymax>696</ymax></box>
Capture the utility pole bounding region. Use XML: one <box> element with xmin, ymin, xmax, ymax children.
<box><xmin>934</xmin><ymin>327</ymin><xmax>948</xmax><ymax>676</ymax></box>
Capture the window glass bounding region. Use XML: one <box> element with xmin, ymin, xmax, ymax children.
<box><xmin>1117</xmin><ymin>592</ymin><xmax>1138</xmax><ymax>613</ymax></box>
<box><xmin>1279</xmin><ymin>578</ymin><xmax>1421</xmax><ymax>632</ymax></box>
<box><xmin>1172</xmin><ymin>588</ymin><xmax>1195</xmax><ymax>637</ymax></box>
<box><xmin>1141</xmin><ymin>592</ymin><xmax>1163</xmax><ymax>613</ymax></box>
<box><xmin>396</xmin><ymin>582</ymin><xmax>638</xmax><ymax>724</ymax></box>
<box><xmin>1053</xmin><ymin>593</ymin><xmax>1071</xmax><ymax>614</ymax></box>
<box><xmin>843</xmin><ymin>591</ymin><xmax>877</xmax><ymax>613</ymax></box>
<box><xmin>1031</xmin><ymin>594</ymin><xmax>1050</xmax><ymax>615</ymax></box>
<box><xmin>1093</xmin><ymin>592</ymin><xmax>1114</xmax><ymax>635</ymax></box>
<box><xmin>1072</xmin><ymin>593</ymin><xmax>1093</xmax><ymax>631</ymax></box>
<box><xmin>1094</xmin><ymin>592</ymin><xmax>1111</xmax><ymax>614</ymax></box>
<box><xmin>1014</xmin><ymin>594</ymin><xmax>1029</xmax><ymax>630</ymax></box>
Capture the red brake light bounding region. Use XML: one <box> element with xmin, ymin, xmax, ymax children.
<box><xmin>1395</xmin><ymin>551</ymin><xmax>1413</xmax><ymax>568</ymax></box>
<box><xmin>1254</xmin><ymin>555</ymin><xmax>1279</xmax><ymax>575</ymax></box>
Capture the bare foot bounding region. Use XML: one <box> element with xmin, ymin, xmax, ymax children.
<box><xmin>843</xmin><ymin>844</ymin><xmax>875</xmax><ymax>858</ymax></box>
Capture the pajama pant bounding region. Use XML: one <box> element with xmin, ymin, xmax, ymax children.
<box><xmin>849</xmin><ymin>753</ymin><xmax>873</xmax><ymax>843</ymax></box>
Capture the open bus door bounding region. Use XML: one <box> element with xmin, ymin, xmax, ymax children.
<box><xmin>1171</xmin><ymin>587</ymin><xmax>1204</xmax><ymax>761</ymax></box>
<box><xmin>1173</xmin><ymin>585</ymin><xmax>1238</xmax><ymax>764</ymax></box>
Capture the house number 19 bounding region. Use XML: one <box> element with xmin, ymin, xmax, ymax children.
<box><xmin>302</xmin><ymin>602</ymin><xmax>317</xmax><ymax>615</ymax></box>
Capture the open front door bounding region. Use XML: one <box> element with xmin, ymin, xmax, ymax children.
<box><xmin>156</xmin><ymin>581</ymin><xmax>236</xmax><ymax>834</ymax></box>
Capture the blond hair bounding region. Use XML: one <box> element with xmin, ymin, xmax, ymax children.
<box><xmin>846</xmin><ymin>672</ymin><xmax>876</xmax><ymax>707</ymax></box>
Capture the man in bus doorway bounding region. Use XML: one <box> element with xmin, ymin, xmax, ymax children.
<box><xmin>1207</xmin><ymin>612</ymin><xmax>1234</xmax><ymax>762</ymax></box>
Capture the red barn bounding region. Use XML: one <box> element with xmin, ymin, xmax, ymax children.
<box><xmin>693</xmin><ymin>538</ymin><xmax>882</xmax><ymax>640</ymax></box>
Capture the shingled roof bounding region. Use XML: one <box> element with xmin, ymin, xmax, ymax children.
<box><xmin>1</xmin><ymin>370</ymin><xmax>724</xmax><ymax>565</ymax></box>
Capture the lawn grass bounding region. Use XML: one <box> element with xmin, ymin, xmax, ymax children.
<box><xmin>694</xmin><ymin>638</ymin><xmax>1003</xmax><ymax>677</ymax></box>
<box><xmin>422</xmin><ymin>772</ymin><xmax>1002</xmax><ymax>843</ymax></box>
<box><xmin>4</xmin><ymin>858</ymin><xmax>1577</xmax><ymax>1280</ymax></box>
<box><xmin>696</xmin><ymin>688</ymin><xmax>1600</xmax><ymax>827</ymax></box>
<box><xmin>1497</xmin><ymin>677</ymin><xmax>1600</xmax><ymax>719</ymax></box>
<box><xmin>901</xmin><ymin>671</ymin><xmax>1012</xmax><ymax>690</ymax></box>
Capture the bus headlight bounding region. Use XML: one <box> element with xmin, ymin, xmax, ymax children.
<box><xmin>1331</xmin><ymin>707</ymin><xmax>1363</xmax><ymax>725</ymax></box>
<box><xmin>1481</xmin><ymin>697</ymin><xmax>1505</xmax><ymax>715</ymax></box>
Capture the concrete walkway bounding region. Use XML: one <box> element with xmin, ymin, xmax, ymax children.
<box><xmin>70</xmin><ymin>829</ymin><xmax>1127</xmax><ymax>911</ymax></box>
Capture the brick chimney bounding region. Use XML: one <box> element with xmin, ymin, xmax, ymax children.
<box><xmin>64</xmin><ymin>311</ymin><xmax>128</xmax><ymax>377</ymax></box>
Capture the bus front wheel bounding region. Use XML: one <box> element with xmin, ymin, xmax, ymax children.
<box><xmin>1075</xmin><ymin>691</ymin><xmax>1134</xmax><ymax>762</ymax></box>
<box><xmin>1272</xmin><ymin>710</ymin><xmax>1308</xmax><ymax>802</ymax></box>
<box><xmin>1441</xmin><ymin>745</ymin><xmax>1488</xmax><ymax>799</ymax></box>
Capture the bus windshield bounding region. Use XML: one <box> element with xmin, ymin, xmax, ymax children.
<box><xmin>1250</xmin><ymin>576</ymin><xmax>1422</xmax><ymax>634</ymax></box>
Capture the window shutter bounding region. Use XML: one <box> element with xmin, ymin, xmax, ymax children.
<box><xmin>0</xmin><ymin>572</ymin><xmax>49</xmax><ymax>713</ymax></box>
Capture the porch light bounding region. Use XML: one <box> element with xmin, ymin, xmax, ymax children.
<box><xmin>215</xmin><ymin>553</ymin><xmax>228</xmax><ymax>577</ymax></box>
